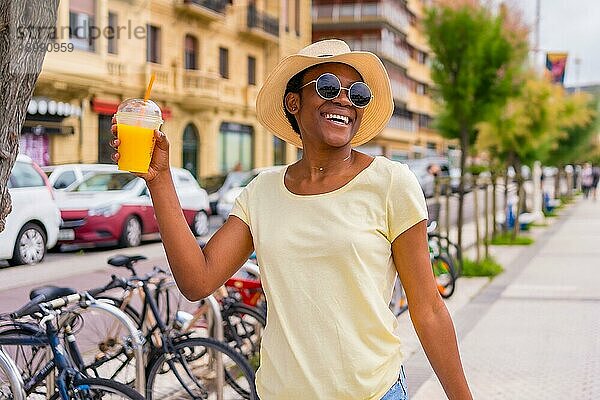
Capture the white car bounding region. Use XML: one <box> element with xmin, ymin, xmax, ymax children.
<box><xmin>42</xmin><ymin>163</ymin><xmax>117</xmax><ymax>190</ymax></box>
<box><xmin>0</xmin><ymin>154</ymin><xmax>61</xmax><ymax>265</ymax></box>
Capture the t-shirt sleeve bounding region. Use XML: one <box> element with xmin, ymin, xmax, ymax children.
<box><xmin>387</xmin><ymin>163</ymin><xmax>428</xmax><ymax>242</ymax></box>
<box><xmin>229</xmin><ymin>185</ymin><xmax>251</xmax><ymax>228</ymax></box>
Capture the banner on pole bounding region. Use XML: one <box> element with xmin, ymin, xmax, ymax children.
<box><xmin>545</xmin><ymin>52</ymin><xmax>568</xmax><ymax>85</ymax></box>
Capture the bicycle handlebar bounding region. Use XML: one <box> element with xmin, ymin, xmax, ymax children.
<box><xmin>10</xmin><ymin>293</ymin><xmax>82</xmax><ymax>319</ymax></box>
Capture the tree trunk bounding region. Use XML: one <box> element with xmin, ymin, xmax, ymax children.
<box><xmin>0</xmin><ymin>0</ymin><xmax>59</xmax><ymax>232</ymax></box>
<box><xmin>472</xmin><ymin>176</ymin><xmax>481</xmax><ymax>263</ymax></box>
<box><xmin>491</xmin><ymin>170</ymin><xmax>498</xmax><ymax>238</ymax></box>
<box><xmin>512</xmin><ymin>158</ymin><xmax>523</xmax><ymax>241</ymax></box>
<box><xmin>457</xmin><ymin>126</ymin><xmax>469</xmax><ymax>257</ymax></box>
<box><xmin>484</xmin><ymin>179</ymin><xmax>490</xmax><ymax>259</ymax></box>
<box><xmin>554</xmin><ymin>167</ymin><xmax>561</xmax><ymax>199</ymax></box>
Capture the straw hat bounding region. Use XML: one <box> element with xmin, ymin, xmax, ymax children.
<box><xmin>256</xmin><ymin>39</ymin><xmax>394</xmax><ymax>148</ymax></box>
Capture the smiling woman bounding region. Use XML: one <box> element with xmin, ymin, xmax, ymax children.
<box><xmin>109</xmin><ymin>39</ymin><xmax>473</xmax><ymax>400</ymax></box>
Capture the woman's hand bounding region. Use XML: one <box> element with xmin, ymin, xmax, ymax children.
<box><xmin>110</xmin><ymin>116</ymin><xmax>171</xmax><ymax>184</ymax></box>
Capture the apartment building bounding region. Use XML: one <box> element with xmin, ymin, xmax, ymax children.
<box><xmin>312</xmin><ymin>0</ymin><xmax>451</xmax><ymax>160</ymax></box>
<box><xmin>22</xmin><ymin>0</ymin><xmax>311</xmax><ymax>178</ymax></box>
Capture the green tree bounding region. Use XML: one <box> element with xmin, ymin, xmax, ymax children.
<box><xmin>423</xmin><ymin>1</ymin><xmax>527</xmax><ymax>251</ymax></box>
<box><xmin>546</xmin><ymin>96</ymin><xmax>598</xmax><ymax>166</ymax></box>
<box><xmin>478</xmin><ymin>76</ymin><xmax>595</xmax><ymax>237</ymax></box>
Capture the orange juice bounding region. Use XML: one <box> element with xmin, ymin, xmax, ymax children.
<box><xmin>117</xmin><ymin>124</ymin><xmax>156</xmax><ymax>173</ymax></box>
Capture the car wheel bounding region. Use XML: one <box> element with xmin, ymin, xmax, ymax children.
<box><xmin>192</xmin><ymin>211</ymin><xmax>210</xmax><ymax>236</ymax></box>
<box><xmin>119</xmin><ymin>216</ymin><xmax>142</xmax><ymax>248</ymax></box>
<box><xmin>8</xmin><ymin>223</ymin><xmax>47</xmax><ymax>266</ymax></box>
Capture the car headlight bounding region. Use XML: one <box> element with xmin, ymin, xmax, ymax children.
<box><xmin>88</xmin><ymin>204</ymin><xmax>121</xmax><ymax>217</ymax></box>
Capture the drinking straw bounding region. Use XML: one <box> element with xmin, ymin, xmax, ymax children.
<box><xmin>144</xmin><ymin>72</ymin><xmax>156</xmax><ymax>102</ymax></box>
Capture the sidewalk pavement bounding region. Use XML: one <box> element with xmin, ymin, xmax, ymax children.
<box><xmin>403</xmin><ymin>197</ymin><xmax>600</xmax><ymax>399</ymax></box>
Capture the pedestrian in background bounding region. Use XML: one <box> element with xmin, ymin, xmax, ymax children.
<box><xmin>110</xmin><ymin>39</ymin><xmax>472</xmax><ymax>400</ymax></box>
<box><xmin>581</xmin><ymin>162</ymin><xmax>594</xmax><ymax>199</ymax></box>
<box><xmin>591</xmin><ymin>166</ymin><xmax>600</xmax><ymax>201</ymax></box>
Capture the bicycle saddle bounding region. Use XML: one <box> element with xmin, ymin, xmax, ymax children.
<box><xmin>29</xmin><ymin>286</ymin><xmax>77</xmax><ymax>301</ymax></box>
<box><xmin>108</xmin><ymin>254</ymin><xmax>147</xmax><ymax>267</ymax></box>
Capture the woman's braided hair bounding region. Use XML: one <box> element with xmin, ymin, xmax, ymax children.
<box><xmin>283</xmin><ymin>66</ymin><xmax>315</xmax><ymax>136</ymax></box>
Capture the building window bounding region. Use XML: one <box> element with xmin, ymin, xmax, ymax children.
<box><xmin>184</xmin><ymin>34</ymin><xmax>198</xmax><ymax>70</ymax></box>
<box><xmin>146</xmin><ymin>24</ymin><xmax>161</xmax><ymax>63</ymax></box>
<box><xmin>219</xmin><ymin>47</ymin><xmax>229</xmax><ymax>79</ymax></box>
<box><xmin>219</xmin><ymin>123</ymin><xmax>253</xmax><ymax>173</ymax></box>
<box><xmin>294</xmin><ymin>0</ymin><xmax>300</xmax><ymax>36</ymax></box>
<box><xmin>314</xmin><ymin>4</ymin><xmax>333</xmax><ymax>19</ymax></box>
<box><xmin>416</xmin><ymin>83</ymin><xmax>426</xmax><ymax>95</ymax></box>
<box><xmin>248</xmin><ymin>56</ymin><xmax>256</xmax><ymax>86</ymax></box>
<box><xmin>362</xmin><ymin>3</ymin><xmax>378</xmax><ymax>16</ymax></box>
<box><xmin>107</xmin><ymin>11</ymin><xmax>117</xmax><ymax>54</ymax></box>
<box><xmin>273</xmin><ymin>136</ymin><xmax>286</xmax><ymax>165</ymax></box>
<box><xmin>340</xmin><ymin>4</ymin><xmax>355</xmax><ymax>18</ymax></box>
<box><xmin>182</xmin><ymin>124</ymin><xmax>200</xmax><ymax>178</ymax></box>
<box><xmin>69</xmin><ymin>0</ymin><xmax>96</xmax><ymax>52</ymax></box>
<box><xmin>419</xmin><ymin>114</ymin><xmax>433</xmax><ymax>130</ymax></box>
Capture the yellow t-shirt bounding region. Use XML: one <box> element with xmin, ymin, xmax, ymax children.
<box><xmin>230</xmin><ymin>156</ymin><xmax>428</xmax><ymax>400</ymax></box>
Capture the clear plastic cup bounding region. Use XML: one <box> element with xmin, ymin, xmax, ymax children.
<box><xmin>114</xmin><ymin>99</ymin><xmax>163</xmax><ymax>173</ymax></box>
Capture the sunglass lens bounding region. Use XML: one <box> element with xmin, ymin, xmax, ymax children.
<box><xmin>316</xmin><ymin>73</ymin><xmax>341</xmax><ymax>100</ymax></box>
<box><xmin>349</xmin><ymin>82</ymin><xmax>372</xmax><ymax>108</ymax></box>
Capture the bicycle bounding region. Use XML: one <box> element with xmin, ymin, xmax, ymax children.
<box><xmin>88</xmin><ymin>255</ymin><xmax>258</xmax><ymax>400</ymax></box>
<box><xmin>427</xmin><ymin>222</ymin><xmax>457</xmax><ymax>299</ymax></box>
<box><xmin>0</xmin><ymin>287</ymin><xmax>144</xmax><ymax>400</ymax></box>
<box><xmin>389</xmin><ymin>223</ymin><xmax>458</xmax><ymax>315</ymax></box>
<box><xmin>389</xmin><ymin>277</ymin><xmax>408</xmax><ymax>317</ymax></box>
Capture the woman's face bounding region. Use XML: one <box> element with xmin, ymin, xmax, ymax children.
<box><xmin>288</xmin><ymin>63</ymin><xmax>366</xmax><ymax>149</ymax></box>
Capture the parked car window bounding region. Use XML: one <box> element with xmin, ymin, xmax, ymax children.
<box><xmin>73</xmin><ymin>172</ymin><xmax>138</xmax><ymax>192</ymax></box>
<box><xmin>9</xmin><ymin>161</ymin><xmax>45</xmax><ymax>188</ymax></box>
<box><xmin>54</xmin><ymin>171</ymin><xmax>76</xmax><ymax>189</ymax></box>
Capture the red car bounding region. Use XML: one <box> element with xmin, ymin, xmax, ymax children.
<box><xmin>56</xmin><ymin>168</ymin><xmax>210</xmax><ymax>248</ymax></box>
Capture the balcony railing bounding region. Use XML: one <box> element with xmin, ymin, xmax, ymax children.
<box><xmin>247</xmin><ymin>4</ymin><xmax>279</xmax><ymax>37</ymax></box>
<box><xmin>183</xmin><ymin>0</ymin><xmax>228</xmax><ymax>14</ymax></box>
<box><xmin>388</xmin><ymin>115</ymin><xmax>416</xmax><ymax>132</ymax></box>
<box><xmin>313</xmin><ymin>1</ymin><xmax>410</xmax><ymax>32</ymax></box>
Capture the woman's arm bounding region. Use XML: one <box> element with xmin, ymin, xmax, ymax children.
<box><xmin>111</xmin><ymin>123</ymin><xmax>254</xmax><ymax>301</ymax></box>
<box><xmin>392</xmin><ymin>221</ymin><xmax>473</xmax><ymax>400</ymax></box>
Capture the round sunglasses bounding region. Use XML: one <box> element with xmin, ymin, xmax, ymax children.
<box><xmin>299</xmin><ymin>73</ymin><xmax>373</xmax><ymax>108</ymax></box>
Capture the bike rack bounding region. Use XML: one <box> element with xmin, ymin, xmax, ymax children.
<box><xmin>58</xmin><ymin>298</ymin><xmax>146</xmax><ymax>394</ymax></box>
<box><xmin>89</xmin><ymin>300</ymin><xmax>146</xmax><ymax>393</ymax></box>
<box><xmin>205</xmin><ymin>294</ymin><xmax>225</xmax><ymax>400</ymax></box>
<box><xmin>0</xmin><ymin>348</ymin><xmax>26</xmax><ymax>400</ymax></box>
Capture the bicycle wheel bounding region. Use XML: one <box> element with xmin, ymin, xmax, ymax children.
<box><xmin>0</xmin><ymin>326</ymin><xmax>51</xmax><ymax>398</ymax></box>
<box><xmin>60</xmin><ymin>303</ymin><xmax>143</xmax><ymax>389</ymax></box>
<box><xmin>0</xmin><ymin>348</ymin><xmax>26</xmax><ymax>400</ymax></box>
<box><xmin>94</xmin><ymin>296</ymin><xmax>142</xmax><ymax>328</ymax></box>
<box><xmin>222</xmin><ymin>303</ymin><xmax>265</xmax><ymax>371</ymax></box>
<box><xmin>154</xmin><ymin>281</ymin><xmax>197</xmax><ymax>330</ymax></box>
<box><xmin>49</xmin><ymin>377</ymin><xmax>144</xmax><ymax>399</ymax></box>
<box><xmin>146</xmin><ymin>337</ymin><xmax>257</xmax><ymax>400</ymax></box>
<box><xmin>389</xmin><ymin>277</ymin><xmax>409</xmax><ymax>317</ymax></box>
<box><xmin>432</xmin><ymin>255</ymin><xmax>456</xmax><ymax>298</ymax></box>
